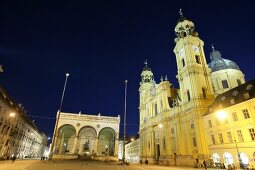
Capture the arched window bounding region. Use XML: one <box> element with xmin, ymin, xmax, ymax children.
<box><xmin>223</xmin><ymin>152</ymin><xmax>233</xmax><ymax>164</ymax></box>
<box><xmin>182</xmin><ymin>59</ymin><xmax>185</xmax><ymax>67</ymax></box>
<box><xmin>222</xmin><ymin>80</ymin><xmax>229</xmax><ymax>89</ymax></box>
<box><xmin>195</xmin><ymin>55</ymin><xmax>201</xmax><ymax>64</ymax></box>
<box><xmin>202</xmin><ymin>88</ymin><xmax>206</xmax><ymax>98</ymax></box>
<box><xmin>237</xmin><ymin>79</ymin><xmax>242</xmax><ymax>85</ymax></box>
<box><xmin>187</xmin><ymin>90</ymin><xmax>190</xmax><ymax>101</ymax></box>
<box><xmin>240</xmin><ymin>153</ymin><xmax>249</xmax><ymax>165</ymax></box>
<box><xmin>212</xmin><ymin>153</ymin><xmax>220</xmax><ymax>163</ymax></box>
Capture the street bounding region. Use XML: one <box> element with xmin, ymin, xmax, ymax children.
<box><xmin>0</xmin><ymin>159</ymin><xmax>217</xmax><ymax>170</ymax></box>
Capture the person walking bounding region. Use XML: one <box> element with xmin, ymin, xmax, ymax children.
<box><xmin>203</xmin><ymin>160</ymin><xmax>207</xmax><ymax>169</ymax></box>
<box><xmin>12</xmin><ymin>155</ymin><xmax>16</xmax><ymax>163</ymax></box>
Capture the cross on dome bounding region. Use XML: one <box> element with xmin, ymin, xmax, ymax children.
<box><xmin>212</xmin><ymin>44</ymin><xmax>215</xmax><ymax>51</ymax></box>
<box><xmin>179</xmin><ymin>9</ymin><xmax>183</xmax><ymax>16</ymax></box>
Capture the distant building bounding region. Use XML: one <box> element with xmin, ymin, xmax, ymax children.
<box><xmin>125</xmin><ymin>138</ymin><xmax>140</xmax><ymax>163</ymax></box>
<box><xmin>118</xmin><ymin>140</ymin><xmax>124</xmax><ymax>160</ymax></box>
<box><xmin>51</xmin><ymin>111</ymin><xmax>120</xmax><ymax>159</ymax></box>
<box><xmin>0</xmin><ymin>86</ymin><xmax>47</xmax><ymax>159</ymax></box>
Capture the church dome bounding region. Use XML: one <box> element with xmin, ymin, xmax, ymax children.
<box><xmin>208</xmin><ymin>46</ymin><xmax>240</xmax><ymax>72</ymax></box>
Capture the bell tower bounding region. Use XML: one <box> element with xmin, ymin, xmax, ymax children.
<box><xmin>139</xmin><ymin>60</ymin><xmax>154</xmax><ymax>125</ymax></box>
<box><xmin>173</xmin><ymin>10</ymin><xmax>214</xmax><ymax>104</ymax></box>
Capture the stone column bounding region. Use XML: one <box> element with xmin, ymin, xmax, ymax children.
<box><xmin>72</xmin><ymin>136</ymin><xmax>78</xmax><ymax>154</ymax></box>
<box><xmin>94</xmin><ymin>138</ymin><xmax>98</xmax><ymax>155</ymax></box>
<box><xmin>59</xmin><ymin>134</ymin><xmax>64</xmax><ymax>154</ymax></box>
<box><xmin>114</xmin><ymin>138</ymin><xmax>119</xmax><ymax>157</ymax></box>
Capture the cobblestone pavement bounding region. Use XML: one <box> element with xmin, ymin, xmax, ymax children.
<box><xmin>0</xmin><ymin>159</ymin><xmax>221</xmax><ymax>170</ymax></box>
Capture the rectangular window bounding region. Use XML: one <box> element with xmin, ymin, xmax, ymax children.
<box><xmin>195</xmin><ymin>55</ymin><xmax>201</xmax><ymax>64</ymax></box>
<box><xmin>218</xmin><ymin>133</ymin><xmax>224</xmax><ymax>144</ymax></box>
<box><xmin>243</xmin><ymin>109</ymin><xmax>250</xmax><ymax>119</ymax></box>
<box><xmin>171</xmin><ymin>128</ymin><xmax>174</xmax><ymax>134</ymax></box>
<box><xmin>182</xmin><ymin>59</ymin><xmax>185</xmax><ymax>67</ymax></box>
<box><xmin>193</xmin><ymin>137</ymin><xmax>197</xmax><ymax>147</ymax></box>
<box><xmin>230</xmin><ymin>99</ymin><xmax>235</xmax><ymax>105</ymax></box>
<box><xmin>208</xmin><ymin>120</ymin><xmax>212</xmax><ymax>128</ymax></box>
<box><xmin>244</xmin><ymin>93</ymin><xmax>250</xmax><ymax>100</ymax></box>
<box><xmin>154</xmin><ymin>103</ymin><xmax>158</xmax><ymax>115</ymax></box>
<box><xmin>232</xmin><ymin>112</ymin><xmax>238</xmax><ymax>121</ymax></box>
<box><xmin>191</xmin><ymin>124</ymin><xmax>194</xmax><ymax>129</ymax></box>
<box><xmin>211</xmin><ymin>135</ymin><xmax>216</xmax><ymax>144</ymax></box>
<box><xmin>222</xmin><ymin>80</ymin><xmax>229</xmax><ymax>89</ymax></box>
<box><xmin>237</xmin><ymin>130</ymin><xmax>244</xmax><ymax>142</ymax></box>
<box><xmin>227</xmin><ymin>132</ymin><xmax>233</xmax><ymax>143</ymax></box>
<box><xmin>249</xmin><ymin>128</ymin><xmax>255</xmax><ymax>141</ymax></box>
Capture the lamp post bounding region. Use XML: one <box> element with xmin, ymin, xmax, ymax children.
<box><xmin>216</xmin><ymin>110</ymin><xmax>243</xmax><ymax>169</ymax></box>
<box><xmin>122</xmin><ymin>80</ymin><xmax>128</xmax><ymax>163</ymax></box>
<box><xmin>49</xmin><ymin>73</ymin><xmax>70</xmax><ymax>159</ymax></box>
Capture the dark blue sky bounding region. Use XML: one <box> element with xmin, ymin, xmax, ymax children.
<box><xmin>1</xmin><ymin>1</ymin><xmax>254</xmax><ymax>140</ymax></box>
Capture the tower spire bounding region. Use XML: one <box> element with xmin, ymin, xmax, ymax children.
<box><xmin>144</xmin><ymin>59</ymin><xmax>148</xmax><ymax>67</ymax></box>
<box><xmin>179</xmin><ymin>8</ymin><xmax>183</xmax><ymax>16</ymax></box>
<box><xmin>211</xmin><ymin>44</ymin><xmax>215</xmax><ymax>51</ymax></box>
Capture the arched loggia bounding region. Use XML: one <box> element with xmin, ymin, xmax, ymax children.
<box><xmin>98</xmin><ymin>127</ymin><xmax>116</xmax><ymax>156</ymax></box>
<box><xmin>77</xmin><ymin>126</ymin><xmax>97</xmax><ymax>155</ymax></box>
<box><xmin>55</xmin><ymin>124</ymin><xmax>76</xmax><ymax>154</ymax></box>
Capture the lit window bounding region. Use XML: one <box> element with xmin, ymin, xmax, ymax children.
<box><xmin>243</xmin><ymin>109</ymin><xmax>250</xmax><ymax>119</ymax></box>
<box><xmin>230</xmin><ymin>99</ymin><xmax>235</xmax><ymax>105</ymax></box>
<box><xmin>249</xmin><ymin>128</ymin><xmax>255</xmax><ymax>141</ymax></box>
<box><xmin>237</xmin><ymin>130</ymin><xmax>244</xmax><ymax>142</ymax></box>
<box><xmin>232</xmin><ymin>112</ymin><xmax>238</xmax><ymax>121</ymax></box>
<box><xmin>222</xmin><ymin>80</ymin><xmax>229</xmax><ymax>89</ymax></box>
<box><xmin>208</xmin><ymin>120</ymin><xmax>212</xmax><ymax>128</ymax></box>
<box><xmin>211</xmin><ymin>135</ymin><xmax>216</xmax><ymax>144</ymax></box>
<box><xmin>244</xmin><ymin>93</ymin><xmax>250</xmax><ymax>100</ymax></box>
<box><xmin>227</xmin><ymin>132</ymin><xmax>233</xmax><ymax>143</ymax></box>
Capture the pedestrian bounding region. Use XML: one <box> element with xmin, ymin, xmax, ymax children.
<box><xmin>203</xmin><ymin>160</ymin><xmax>207</xmax><ymax>169</ymax></box>
<box><xmin>12</xmin><ymin>155</ymin><xmax>16</xmax><ymax>163</ymax></box>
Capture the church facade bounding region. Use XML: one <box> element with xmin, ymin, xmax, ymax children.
<box><xmin>51</xmin><ymin>111</ymin><xmax>120</xmax><ymax>159</ymax></box>
<box><xmin>139</xmin><ymin>11</ymin><xmax>254</xmax><ymax>168</ymax></box>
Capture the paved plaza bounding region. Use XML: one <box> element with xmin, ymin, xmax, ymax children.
<box><xmin>0</xmin><ymin>159</ymin><xmax>218</xmax><ymax>170</ymax></box>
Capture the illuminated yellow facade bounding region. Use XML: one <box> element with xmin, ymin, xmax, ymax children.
<box><xmin>139</xmin><ymin>12</ymin><xmax>215</xmax><ymax>166</ymax></box>
<box><xmin>139</xmin><ymin>11</ymin><xmax>253</xmax><ymax>168</ymax></box>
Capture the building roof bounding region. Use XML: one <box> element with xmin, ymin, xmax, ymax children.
<box><xmin>208</xmin><ymin>79</ymin><xmax>255</xmax><ymax>114</ymax></box>
<box><xmin>208</xmin><ymin>47</ymin><xmax>240</xmax><ymax>72</ymax></box>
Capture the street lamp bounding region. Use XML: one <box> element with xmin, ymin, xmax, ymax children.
<box><xmin>216</xmin><ymin>110</ymin><xmax>243</xmax><ymax>169</ymax></box>
<box><xmin>9</xmin><ymin>112</ymin><xmax>16</xmax><ymax>118</ymax></box>
<box><xmin>49</xmin><ymin>73</ymin><xmax>70</xmax><ymax>159</ymax></box>
<box><xmin>122</xmin><ymin>80</ymin><xmax>128</xmax><ymax>163</ymax></box>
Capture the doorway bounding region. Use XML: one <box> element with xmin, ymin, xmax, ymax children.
<box><xmin>155</xmin><ymin>144</ymin><xmax>160</xmax><ymax>163</ymax></box>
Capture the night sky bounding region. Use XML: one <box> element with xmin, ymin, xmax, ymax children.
<box><xmin>1</xmin><ymin>1</ymin><xmax>254</xmax><ymax>141</ymax></box>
